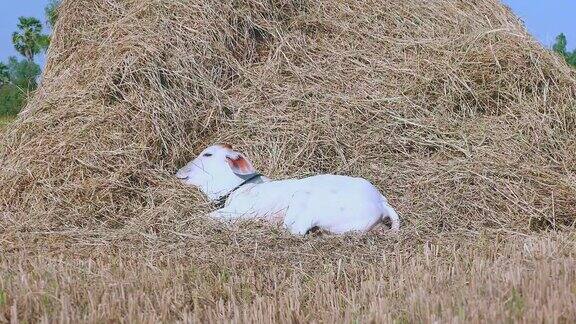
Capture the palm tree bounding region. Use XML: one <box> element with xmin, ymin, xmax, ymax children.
<box><xmin>12</xmin><ymin>17</ymin><xmax>50</xmax><ymax>62</ymax></box>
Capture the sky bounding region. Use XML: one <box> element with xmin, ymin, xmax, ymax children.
<box><xmin>502</xmin><ymin>0</ymin><xmax>576</xmax><ymax>47</ymax></box>
<box><xmin>0</xmin><ymin>1</ymin><xmax>575</xmax><ymax>67</ymax></box>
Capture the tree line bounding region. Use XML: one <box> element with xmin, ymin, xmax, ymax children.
<box><xmin>0</xmin><ymin>0</ymin><xmax>60</xmax><ymax>117</ymax></box>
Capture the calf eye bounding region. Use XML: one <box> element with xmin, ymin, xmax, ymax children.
<box><xmin>203</xmin><ymin>153</ymin><xmax>213</xmax><ymax>157</ymax></box>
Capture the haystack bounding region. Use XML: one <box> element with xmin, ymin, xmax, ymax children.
<box><xmin>2</xmin><ymin>0</ymin><xmax>574</xmax><ymax>232</ymax></box>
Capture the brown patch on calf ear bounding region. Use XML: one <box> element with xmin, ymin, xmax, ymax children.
<box><xmin>218</xmin><ymin>143</ymin><xmax>233</xmax><ymax>150</ymax></box>
<box><xmin>226</xmin><ymin>155</ymin><xmax>255</xmax><ymax>175</ymax></box>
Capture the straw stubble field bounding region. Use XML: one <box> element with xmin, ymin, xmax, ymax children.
<box><xmin>2</xmin><ymin>227</ymin><xmax>576</xmax><ymax>322</ymax></box>
<box><xmin>1</xmin><ymin>0</ymin><xmax>576</xmax><ymax>322</ymax></box>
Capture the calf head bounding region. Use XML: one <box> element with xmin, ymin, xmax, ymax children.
<box><xmin>176</xmin><ymin>144</ymin><xmax>257</xmax><ymax>201</ymax></box>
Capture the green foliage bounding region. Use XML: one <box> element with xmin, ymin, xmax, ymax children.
<box><xmin>0</xmin><ymin>57</ymin><xmax>41</xmax><ymax>116</ymax></box>
<box><xmin>6</xmin><ymin>57</ymin><xmax>41</xmax><ymax>90</ymax></box>
<box><xmin>553</xmin><ymin>33</ymin><xmax>567</xmax><ymax>55</ymax></box>
<box><xmin>12</xmin><ymin>16</ymin><xmax>50</xmax><ymax>62</ymax></box>
<box><xmin>0</xmin><ymin>63</ymin><xmax>9</xmax><ymax>86</ymax></box>
<box><xmin>552</xmin><ymin>33</ymin><xmax>576</xmax><ymax>67</ymax></box>
<box><xmin>46</xmin><ymin>0</ymin><xmax>62</xmax><ymax>30</ymax></box>
<box><xmin>0</xmin><ymin>84</ymin><xmax>26</xmax><ymax>116</ymax></box>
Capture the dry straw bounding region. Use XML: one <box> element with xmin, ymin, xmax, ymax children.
<box><xmin>1</xmin><ymin>0</ymin><xmax>575</xmax><ymax>322</ymax></box>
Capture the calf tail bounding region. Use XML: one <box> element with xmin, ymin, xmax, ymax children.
<box><xmin>381</xmin><ymin>195</ymin><xmax>400</xmax><ymax>231</ymax></box>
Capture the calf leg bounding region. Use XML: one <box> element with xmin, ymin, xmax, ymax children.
<box><xmin>208</xmin><ymin>208</ymin><xmax>238</xmax><ymax>220</ymax></box>
<box><xmin>284</xmin><ymin>217</ymin><xmax>314</xmax><ymax>235</ymax></box>
<box><xmin>283</xmin><ymin>191</ymin><xmax>315</xmax><ymax>235</ymax></box>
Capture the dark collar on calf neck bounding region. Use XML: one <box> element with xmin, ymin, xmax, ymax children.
<box><xmin>214</xmin><ymin>173</ymin><xmax>264</xmax><ymax>209</ymax></box>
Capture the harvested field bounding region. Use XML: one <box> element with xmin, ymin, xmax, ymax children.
<box><xmin>1</xmin><ymin>0</ymin><xmax>575</xmax><ymax>322</ymax></box>
<box><xmin>2</xmin><ymin>229</ymin><xmax>576</xmax><ymax>322</ymax></box>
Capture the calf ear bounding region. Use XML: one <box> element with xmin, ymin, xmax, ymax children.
<box><xmin>226</xmin><ymin>153</ymin><xmax>256</xmax><ymax>176</ymax></box>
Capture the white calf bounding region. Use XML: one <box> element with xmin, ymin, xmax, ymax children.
<box><xmin>176</xmin><ymin>144</ymin><xmax>400</xmax><ymax>235</ymax></box>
